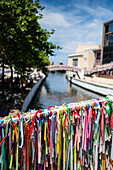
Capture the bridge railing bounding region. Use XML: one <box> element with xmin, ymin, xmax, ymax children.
<box><xmin>46</xmin><ymin>65</ymin><xmax>81</xmax><ymax>72</ymax></box>
<box><xmin>0</xmin><ymin>96</ymin><xmax>113</xmax><ymax>169</ymax></box>
<box><xmin>84</xmin><ymin>62</ymin><xmax>113</xmax><ymax>75</ymax></box>
<box><xmin>47</xmin><ymin>62</ymin><xmax>113</xmax><ymax>76</ymax></box>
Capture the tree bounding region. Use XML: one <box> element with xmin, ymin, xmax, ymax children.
<box><xmin>0</xmin><ymin>0</ymin><xmax>61</xmax><ymax>81</ymax></box>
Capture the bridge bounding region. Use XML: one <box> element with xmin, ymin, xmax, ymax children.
<box><xmin>46</xmin><ymin>65</ymin><xmax>81</xmax><ymax>72</ymax></box>
<box><xmin>47</xmin><ymin>62</ymin><xmax>113</xmax><ymax>75</ymax></box>
<box><xmin>84</xmin><ymin>62</ymin><xmax>113</xmax><ymax>75</ymax></box>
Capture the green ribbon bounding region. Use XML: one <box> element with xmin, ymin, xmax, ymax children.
<box><xmin>105</xmin><ymin>97</ymin><xmax>112</xmax><ymax>116</ymax></box>
<box><xmin>1</xmin><ymin>128</ymin><xmax>5</xmax><ymax>170</ymax></box>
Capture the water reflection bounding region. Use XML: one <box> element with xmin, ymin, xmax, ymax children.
<box><xmin>32</xmin><ymin>72</ymin><xmax>102</xmax><ymax>110</ymax></box>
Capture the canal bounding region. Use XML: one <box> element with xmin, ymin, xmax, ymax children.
<box><xmin>31</xmin><ymin>72</ymin><xmax>101</xmax><ymax>110</ymax></box>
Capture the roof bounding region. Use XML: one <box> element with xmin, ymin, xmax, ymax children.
<box><xmin>104</xmin><ymin>19</ymin><xmax>113</xmax><ymax>25</ymax></box>
<box><xmin>92</xmin><ymin>48</ymin><xmax>101</xmax><ymax>52</ymax></box>
<box><xmin>68</xmin><ymin>52</ymin><xmax>83</xmax><ymax>58</ymax></box>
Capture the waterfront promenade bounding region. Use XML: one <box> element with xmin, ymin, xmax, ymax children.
<box><xmin>67</xmin><ymin>74</ymin><xmax>113</xmax><ymax>96</ymax></box>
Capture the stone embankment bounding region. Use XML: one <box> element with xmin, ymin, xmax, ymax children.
<box><xmin>21</xmin><ymin>74</ymin><xmax>46</xmax><ymax>112</ymax></box>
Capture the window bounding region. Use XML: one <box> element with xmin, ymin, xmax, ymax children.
<box><xmin>103</xmin><ymin>45</ymin><xmax>113</xmax><ymax>64</ymax></box>
<box><xmin>107</xmin><ymin>34</ymin><xmax>113</xmax><ymax>45</ymax></box>
<box><xmin>96</xmin><ymin>52</ymin><xmax>101</xmax><ymax>59</ymax></box>
<box><xmin>73</xmin><ymin>59</ymin><xmax>78</xmax><ymax>66</ymax></box>
<box><xmin>106</xmin><ymin>23</ymin><xmax>113</xmax><ymax>33</ymax></box>
<box><xmin>95</xmin><ymin>52</ymin><xmax>101</xmax><ymax>63</ymax></box>
<box><xmin>109</xmin><ymin>23</ymin><xmax>113</xmax><ymax>32</ymax></box>
<box><xmin>84</xmin><ymin>58</ymin><xmax>87</xmax><ymax>65</ymax></box>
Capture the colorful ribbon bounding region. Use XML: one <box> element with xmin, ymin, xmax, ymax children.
<box><xmin>0</xmin><ymin>96</ymin><xmax>112</xmax><ymax>169</ymax></box>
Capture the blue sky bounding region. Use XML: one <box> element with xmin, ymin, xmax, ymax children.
<box><xmin>39</xmin><ymin>0</ymin><xmax>113</xmax><ymax>65</ymax></box>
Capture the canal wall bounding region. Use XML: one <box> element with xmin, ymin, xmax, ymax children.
<box><xmin>21</xmin><ymin>74</ymin><xmax>46</xmax><ymax>112</ymax></box>
<box><xmin>66</xmin><ymin>74</ymin><xmax>113</xmax><ymax>96</ymax></box>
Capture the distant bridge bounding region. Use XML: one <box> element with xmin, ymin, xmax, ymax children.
<box><xmin>47</xmin><ymin>62</ymin><xmax>113</xmax><ymax>77</ymax></box>
<box><xmin>84</xmin><ymin>62</ymin><xmax>113</xmax><ymax>75</ymax></box>
<box><xmin>46</xmin><ymin>65</ymin><xmax>81</xmax><ymax>72</ymax></box>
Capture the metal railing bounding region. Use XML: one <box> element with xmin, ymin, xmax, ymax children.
<box><xmin>0</xmin><ymin>96</ymin><xmax>113</xmax><ymax>169</ymax></box>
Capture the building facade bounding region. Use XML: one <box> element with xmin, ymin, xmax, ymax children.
<box><xmin>68</xmin><ymin>44</ymin><xmax>101</xmax><ymax>69</ymax></box>
<box><xmin>101</xmin><ymin>19</ymin><xmax>113</xmax><ymax>64</ymax></box>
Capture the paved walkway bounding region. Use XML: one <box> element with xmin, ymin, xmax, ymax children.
<box><xmin>83</xmin><ymin>77</ymin><xmax>113</xmax><ymax>89</ymax></box>
<box><xmin>68</xmin><ymin>76</ymin><xmax>113</xmax><ymax>96</ymax></box>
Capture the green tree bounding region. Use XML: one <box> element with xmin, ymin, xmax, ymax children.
<box><xmin>0</xmin><ymin>0</ymin><xmax>61</xmax><ymax>81</ymax></box>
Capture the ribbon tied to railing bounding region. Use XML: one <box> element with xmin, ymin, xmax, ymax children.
<box><xmin>0</xmin><ymin>96</ymin><xmax>113</xmax><ymax>169</ymax></box>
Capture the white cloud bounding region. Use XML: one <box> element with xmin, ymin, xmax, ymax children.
<box><xmin>74</xmin><ymin>5</ymin><xmax>113</xmax><ymax>20</ymax></box>
<box><xmin>39</xmin><ymin>3</ymin><xmax>113</xmax><ymax>64</ymax></box>
<box><xmin>41</xmin><ymin>10</ymin><xmax>71</xmax><ymax>28</ymax></box>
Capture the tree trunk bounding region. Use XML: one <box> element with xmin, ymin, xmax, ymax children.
<box><xmin>10</xmin><ymin>65</ymin><xmax>13</xmax><ymax>90</ymax></box>
<box><xmin>2</xmin><ymin>57</ymin><xmax>4</xmax><ymax>96</ymax></box>
<box><xmin>21</xmin><ymin>75</ymin><xmax>24</xmax><ymax>89</ymax></box>
<box><xmin>10</xmin><ymin>65</ymin><xmax>13</xmax><ymax>81</ymax></box>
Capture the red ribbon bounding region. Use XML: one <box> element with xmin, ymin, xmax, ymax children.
<box><xmin>29</xmin><ymin>110</ymin><xmax>42</xmax><ymax>136</ymax></box>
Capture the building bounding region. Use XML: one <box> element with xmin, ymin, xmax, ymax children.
<box><xmin>68</xmin><ymin>44</ymin><xmax>101</xmax><ymax>69</ymax></box>
<box><xmin>101</xmin><ymin>19</ymin><xmax>113</xmax><ymax>64</ymax></box>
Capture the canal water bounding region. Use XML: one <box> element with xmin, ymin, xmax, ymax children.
<box><xmin>31</xmin><ymin>72</ymin><xmax>101</xmax><ymax>110</ymax></box>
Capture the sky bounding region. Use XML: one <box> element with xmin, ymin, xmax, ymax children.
<box><xmin>39</xmin><ymin>0</ymin><xmax>113</xmax><ymax>65</ymax></box>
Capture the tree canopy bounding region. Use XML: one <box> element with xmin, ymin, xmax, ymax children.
<box><xmin>0</xmin><ymin>0</ymin><xmax>61</xmax><ymax>76</ymax></box>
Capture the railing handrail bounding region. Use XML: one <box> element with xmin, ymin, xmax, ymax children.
<box><xmin>0</xmin><ymin>95</ymin><xmax>113</xmax><ymax>169</ymax></box>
